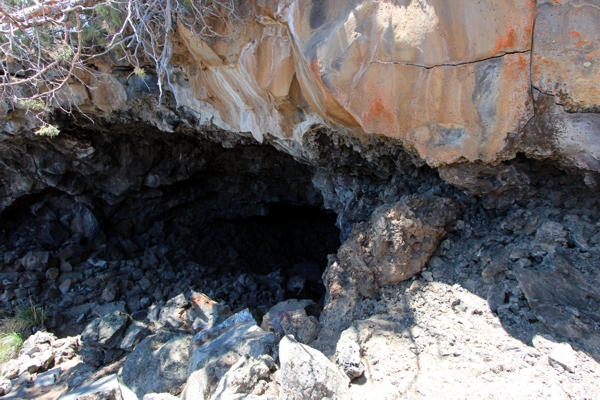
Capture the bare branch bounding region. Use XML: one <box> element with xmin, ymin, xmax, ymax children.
<box><xmin>0</xmin><ymin>0</ymin><xmax>237</xmax><ymax>128</ymax></box>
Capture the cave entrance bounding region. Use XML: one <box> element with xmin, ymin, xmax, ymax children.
<box><xmin>174</xmin><ymin>203</ymin><xmax>340</xmax><ymax>312</ymax></box>
<box><xmin>0</xmin><ymin>129</ymin><xmax>342</xmax><ymax>322</ymax></box>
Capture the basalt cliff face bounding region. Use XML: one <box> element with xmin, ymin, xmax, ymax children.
<box><xmin>1</xmin><ymin>1</ymin><xmax>600</xmax><ymax>399</ymax></box>
<box><xmin>2</xmin><ymin>0</ymin><xmax>600</xmax><ymax>207</ymax></box>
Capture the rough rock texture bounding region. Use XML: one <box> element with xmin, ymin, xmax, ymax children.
<box><xmin>119</xmin><ymin>332</ymin><xmax>192</xmax><ymax>398</ymax></box>
<box><xmin>81</xmin><ymin>311</ymin><xmax>130</xmax><ymax>349</ymax></box>
<box><xmin>1</xmin><ymin>0</ymin><xmax>597</xmax><ymax>176</ymax></box>
<box><xmin>278</xmin><ymin>335</ymin><xmax>350</xmax><ymax>400</ymax></box>
<box><xmin>1</xmin><ymin>1</ymin><xmax>600</xmax><ymax>397</ymax></box>
<box><xmin>344</xmin><ymin>195</ymin><xmax>458</xmax><ymax>290</ymax></box>
<box><xmin>335</xmin><ymin>327</ymin><xmax>364</xmax><ymax>380</ymax></box>
<box><xmin>209</xmin><ymin>355</ymin><xmax>279</xmax><ymax>400</ymax></box>
<box><xmin>168</xmin><ymin>0</ymin><xmax>535</xmax><ymax>167</ymax></box>
<box><xmin>182</xmin><ymin>310</ymin><xmax>278</xmax><ymax>400</ymax></box>
<box><xmin>533</xmin><ymin>0</ymin><xmax>600</xmax><ymax>112</ymax></box>
<box><xmin>315</xmin><ymin>195</ymin><xmax>457</xmax><ymax>351</ymax></box>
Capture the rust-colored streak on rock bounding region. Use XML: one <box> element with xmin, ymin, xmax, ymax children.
<box><xmin>532</xmin><ymin>0</ymin><xmax>600</xmax><ymax>112</ymax></box>
<box><xmin>362</xmin><ymin>96</ymin><xmax>396</xmax><ymax>135</ymax></box>
<box><xmin>493</xmin><ymin>25</ymin><xmax>518</xmax><ymax>55</ymax></box>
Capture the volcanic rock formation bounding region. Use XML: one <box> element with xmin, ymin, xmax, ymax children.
<box><xmin>1</xmin><ymin>0</ymin><xmax>600</xmax><ymax>398</ymax></box>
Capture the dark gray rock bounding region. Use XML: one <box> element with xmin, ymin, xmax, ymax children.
<box><xmin>120</xmin><ymin>331</ymin><xmax>192</xmax><ymax>399</ymax></box>
<box><xmin>158</xmin><ymin>293</ymin><xmax>189</xmax><ymax>330</ymax></box>
<box><xmin>69</xmin><ymin>204</ymin><xmax>100</xmax><ymax>238</ymax></box>
<box><xmin>119</xmin><ymin>321</ymin><xmax>151</xmax><ymax>351</ymax></box>
<box><xmin>93</xmin><ymin>301</ymin><xmax>127</xmax><ymax>318</ymax></box>
<box><xmin>81</xmin><ymin>311</ymin><xmax>130</xmax><ymax>349</ymax></box>
<box><xmin>514</xmin><ymin>251</ymin><xmax>600</xmax><ymax>340</ymax></box>
<box><xmin>20</xmin><ymin>250</ymin><xmax>51</xmax><ymax>271</ymax></box>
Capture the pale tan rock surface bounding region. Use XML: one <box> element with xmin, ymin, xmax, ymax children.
<box><xmin>533</xmin><ymin>0</ymin><xmax>600</xmax><ymax>112</ymax></box>
<box><xmin>314</xmin><ymin>195</ymin><xmax>457</xmax><ymax>354</ymax></box>
<box><xmin>18</xmin><ymin>0</ymin><xmax>600</xmax><ymax>175</ymax></box>
<box><xmin>169</xmin><ymin>0</ymin><xmax>536</xmax><ymax>167</ymax></box>
<box><xmin>342</xmin><ymin>281</ymin><xmax>600</xmax><ymax>400</ymax></box>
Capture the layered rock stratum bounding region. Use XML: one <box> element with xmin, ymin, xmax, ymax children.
<box><xmin>1</xmin><ymin>0</ymin><xmax>600</xmax><ymax>399</ymax></box>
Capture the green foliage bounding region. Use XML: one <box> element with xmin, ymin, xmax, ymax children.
<box><xmin>78</xmin><ymin>3</ymin><xmax>126</xmax><ymax>48</ymax></box>
<box><xmin>96</xmin><ymin>4</ymin><xmax>126</xmax><ymax>32</ymax></box>
<box><xmin>81</xmin><ymin>25</ymin><xmax>105</xmax><ymax>45</ymax></box>
<box><xmin>18</xmin><ymin>99</ymin><xmax>47</xmax><ymax>112</ymax></box>
<box><xmin>0</xmin><ymin>301</ymin><xmax>44</xmax><ymax>364</ymax></box>
<box><xmin>133</xmin><ymin>67</ymin><xmax>146</xmax><ymax>78</ymax></box>
<box><xmin>16</xmin><ymin>303</ymin><xmax>45</xmax><ymax>327</ymax></box>
<box><xmin>0</xmin><ymin>333</ymin><xmax>23</xmax><ymax>365</ymax></box>
<box><xmin>35</xmin><ymin>125</ymin><xmax>60</xmax><ymax>137</ymax></box>
<box><xmin>51</xmin><ymin>46</ymin><xmax>74</xmax><ymax>63</ymax></box>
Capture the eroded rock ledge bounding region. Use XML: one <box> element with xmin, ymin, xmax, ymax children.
<box><xmin>1</xmin><ymin>0</ymin><xmax>600</xmax><ymax>398</ymax></box>
<box><xmin>3</xmin><ymin>0</ymin><xmax>598</xmax><ymax>177</ymax></box>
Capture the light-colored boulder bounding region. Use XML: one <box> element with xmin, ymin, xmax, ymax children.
<box><xmin>120</xmin><ymin>332</ymin><xmax>192</xmax><ymax>398</ymax></box>
<box><xmin>189</xmin><ymin>291</ymin><xmax>233</xmax><ymax>332</ymax></box>
<box><xmin>143</xmin><ymin>393</ymin><xmax>181</xmax><ymax>400</ymax></box>
<box><xmin>261</xmin><ymin>299</ymin><xmax>314</xmax><ymax>332</ymax></box>
<box><xmin>182</xmin><ymin>310</ymin><xmax>278</xmax><ymax>400</ymax></box>
<box><xmin>549</xmin><ymin>343</ymin><xmax>577</xmax><ymax>373</ymax></box>
<box><xmin>315</xmin><ymin>195</ymin><xmax>457</xmax><ymax>353</ymax></box>
<box><xmin>335</xmin><ymin>327</ymin><xmax>364</xmax><ymax>380</ymax></box>
<box><xmin>60</xmin><ymin>373</ymin><xmax>138</xmax><ymax>400</ymax></box>
<box><xmin>339</xmin><ymin>194</ymin><xmax>458</xmax><ymax>291</ymax></box>
<box><xmin>2</xmin><ymin>359</ymin><xmax>20</xmax><ymax>379</ymax></box>
<box><xmin>210</xmin><ymin>355</ymin><xmax>279</xmax><ymax>400</ymax></box>
<box><xmin>169</xmin><ymin>0</ymin><xmax>535</xmax><ymax>167</ymax></box>
<box><xmin>278</xmin><ymin>335</ymin><xmax>350</xmax><ymax>400</ymax></box>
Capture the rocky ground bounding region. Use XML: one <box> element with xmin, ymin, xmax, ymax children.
<box><xmin>0</xmin><ymin>129</ymin><xmax>599</xmax><ymax>398</ymax></box>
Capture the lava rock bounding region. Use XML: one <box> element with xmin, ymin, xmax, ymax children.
<box><xmin>81</xmin><ymin>311</ymin><xmax>130</xmax><ymax>349</ymax></box>
<box><xmin>21</xmin><ymin>250</ymin><xmax>51</xmax><ymax>271</ymax></box>
<box><xmin>2</xmin><ymin>359</ymin><xmax>20</xmax><ymax>379</ymax></box>
<box><xmin>279</xmin><ymin>335</ymin><xmax>350</xmax><ymax>400</ymax></box>
<box><xmin>335</xmin><ymin>328</ymin><xmax>365</xmax><ymax>380</ymax></box>
<box><xmin>119</xmin><ymin>321</ymin><xmax>151</xmax><ymax>351</ymax></box>
<box><xmin>120</xmin><ymin>332</ymin><xmax>192</xmax><ymax>398</ymax></box>
<box><xmin>182</xmin><ymin>309</ymin><xmax>278</xmax><ymax>400</ymax></box>
<box><xmin>210</xmin><ymin>355</ymin><xmax>279</xmax><ymax>399</ymax></box>
<box><xmin>46</xmin><ymin>267</ymin><xmax>60</xmax><ymax>280</ymax></box>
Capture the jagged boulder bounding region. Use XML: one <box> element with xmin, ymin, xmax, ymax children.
<box><xmin>182</xmin><ymin>310</ymin><xmax>278</xmax><ymax>400</ymax></box>
<box><xmin>120</xmin><ymin>332</ymin><xmax>192</xmax><ymax>398</ymax></box>
<box><xmin>81</xmin><ymin>311</ymin><xmax>130</xmax><ymax>349</ymax></box>
<box><xmin>278</xmin><ymin>335</ymin><xmax>350</xmax><ymax>400</ymax></box>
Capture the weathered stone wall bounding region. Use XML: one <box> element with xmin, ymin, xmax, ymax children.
<box><xmin>7</xmin><ymin>1</ymin><xmax>598</xmax><ymax>173</ymax></box>
<box><xmin>1</xmin><ymin>1</ymin><xmax>598</xmax><ymax>200</ymax></box>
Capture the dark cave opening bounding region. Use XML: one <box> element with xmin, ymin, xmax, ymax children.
<box><xmin>157</xmin><ymin>202</ymin><xmax>340</xmax><ymax>311</ymax></box>
<box><xmin>0</xmin><ymin>128</ymin><xmax>343</xmax><ymax>326</ymax></box>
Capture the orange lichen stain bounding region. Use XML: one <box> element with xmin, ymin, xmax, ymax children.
<box><xmin>493</xmin><ymin>26</ymin><xmax>518</xmax><ymax>55</ymax></box>
<box><xmin>504</xmin><ymin>53</ymin><xmax>529</xmax><ymax>84</ymax></box>
<box><xmin>570</xmin><ymin>31</ymin><xmax>581</xmax><ymax>38</ymax></box>
<box><xmin>363</xmin><ymin>95</ymin><xmax>396</xmax><ymax>136</ymax></box>
<box><xmin>574</xmin><ymin>39</ymin><xmax>591</xmax><ymax>47</ymax></box>
<box><xmin>521</xmin><ymin>0</ymin><xmax>535</xmax><ymax>40</ymax></box>
<box><xmin>586</xmin><ymin>50</ymin><xmax>600</xmax><ymax>60</ymax></box>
